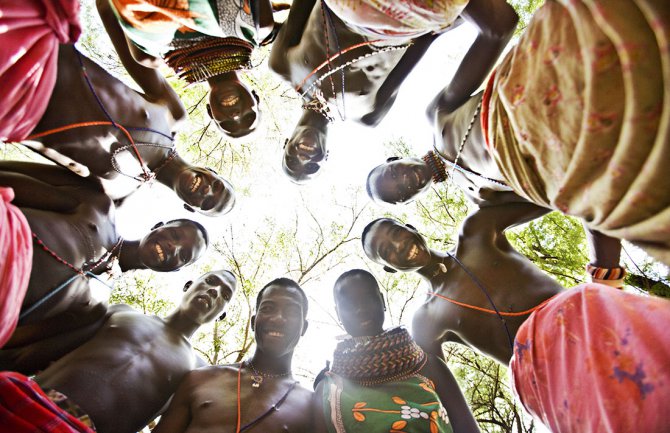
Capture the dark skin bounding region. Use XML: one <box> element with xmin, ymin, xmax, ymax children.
<box><xmin>362</xmin><ymin>203</ymin><xmax>566</xmax><ymax>365</ymax></box>
<box><xmin>0</xmin><ymin>162</ymin><xmax>206</xmax><ymax>366</ymax></box>
<box><xmin>33</xmin><ymin>271</ymin><xmax>237</xmax><ymax>433</ymax></box>
<box><xmin>97</xmin><ymin>0</ymin><xmax>266</xmax><ymax>139</ymax></box>
<box><xmin>152</xmin><ymin>283</ymin><xmax>312</xmax><ymax>433</ymax></box>
<box><xmin>28</xmin><ymin>30</ymin><xmax>235</xmax><ymax>214</ymax></box>
<box><xmin>269</xmin><ymin>0</ymin><xmax>446</xmax><ymax>181</ymax></box>
<box><xmin>312</xmin><ymin>272</ymin><xmax>480</xmax><ymax>433</ymax></box>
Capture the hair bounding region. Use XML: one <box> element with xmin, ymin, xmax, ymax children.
<box><xmin>255</xmin><ymin>277</ymin><xmax>309</xmax><ymax>318</ymax></box>
<box><xmin>165</xmin><ymin>218</ymin><xmax>209</xmax><ymax>248</ymax></box>
<box><xmin>365</xmin><ymin>166</ymin><xmax>380</xmax><ymax>199</ymax></box>
<box><xmin>333</xmin><ymin>269</ymin><xmax>380</xmax><ymax>298</ymax></box>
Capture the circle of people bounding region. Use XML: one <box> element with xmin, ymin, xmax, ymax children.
<box><xmin>0</xmin><ymin>1</ymin><xmax>668</xmax><ymax>433</ymax></box>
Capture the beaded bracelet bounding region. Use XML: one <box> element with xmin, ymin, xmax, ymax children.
<box><xmin>586</xmin><ymin>264</ymin><xmax>627</xmax><ymax>288</ymax></box>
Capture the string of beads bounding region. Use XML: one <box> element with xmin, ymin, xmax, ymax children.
<box><xmin>165</xmin><ymin>36</ymin><xmax>253</xmax><ymax>83</ymax></box>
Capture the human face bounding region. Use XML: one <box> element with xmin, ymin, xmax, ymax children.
<box><xmin>176</xmin><ymin>167</ymin><xmax>235</xmax><ymax>216</ymax></box>
<box><xmin>138</xmin><ymin>221</ymin><xmax>207</xmax><ymax>271</ymax></box>
<box><xmin>362</xmin><ymin>219</ymin><xmax>431</xmax><ymax>272</ymax></box>
<box><xmin>208</xmin><ymin>80</ymin><xmax>259</xmax><ymax>138</ymax></box>
<box><xmin>282</xmin><ymin>125</ymin><xmax>327</xmax><ymax>183</ymax></box>
<box><xmin>334</xmin><ymin>275</ymin><xmax>385</xmax><ymax>337</ymax></box>
<box><xmin>252</xmin><ymin>285</ymin><xmax>307</xmax><ymax>358</ymax></box>
<box><xmin>368</xmin><ymin>157</ymin><xmax>432</xmax><ymax>204</ymax></box>
<box><xmin>180</xmin><ymin>271</ymin><xmax>237</xmax><ymax>324</ymax></box>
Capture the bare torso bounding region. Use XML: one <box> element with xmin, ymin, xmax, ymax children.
<box><xmin>28</xmin><ymin>44</ymin><xmax>177</xmax><ymax>200</ymax></box>
<box><xmin>414</xmin><ymin>213</ymin><xmax>564</xmax><ymax>364</ymax></box>
<box><xmin>177</xmin><ymin>365</ymin><xmax>312</xmax><ymax>433</ymax></box>
<box><xmin>35</xmin><ymin>308</ymin><xmax>197</xmax><ymax>433</ymax></box>
<box><xmin>270</xmin><ymin>1</ymin><xmax>408</xmax><ymax>123</ymax></box>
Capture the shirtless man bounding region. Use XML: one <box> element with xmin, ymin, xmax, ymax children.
<box><xmin>269</xmin><ymin>0</ymin><xmax>447</xmax><ymax>182</ymax></box>
<box><xmin>361</xmin><ymin>204</ymin><xmax>670</xmax><ymax>432</ymax></box>
<box><xmin>24</xmin><ymin>38</ymin><xmax>235</xmax><ymax>215</ymax></box>
<box><xmin>0</xmin><ymin>270</ymin><xmax>237</xmax><ymax>433</ymax></box>
<box><xmin>152</xmin><ymin>277</ymin><xmax>313</xmax><ymax>433</ymax></box>
<box><xmin>0</xmin><ymin>161</ymin><xmax>208</xmax><ymax>365</ymax></box>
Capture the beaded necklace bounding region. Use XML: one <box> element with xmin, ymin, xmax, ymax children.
<box><xmin>110</xmin><ymin>144</ymin><xmax>178</xmax><ymax>182</ymax></box>
<box><xmin>245</xmin><ymin>359</ymin><xmax>291</xmax><ymax>388</ymax></box>
<box><xmin>165</xmin><ymin>36</ymin><xmax>253</xmax><ymax>83</ymax></box>
<box><xmin>331</xmin><ymin>327</ymin><xmax>426</xmax><ymax>386</ymax></box>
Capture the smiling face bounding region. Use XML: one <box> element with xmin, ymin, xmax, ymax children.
<box><xmin>138</xmin><ymin>221</ymin><xmax>207</xmax><ymax>271</ymax></box>
<box><xmin>367</xmin><ymin>157</ymin><xmax>432</xmax><ymax>204</ymax></box>
<box><xmin>176</xmin><ymin>167</ymin><xmax>236</xmax><ymax>216</ymax></box>
<box><xmin>334</xmin><ymin>273</ymin><xmax>385</xmax><ymax>337</ymax></box>
<box><xmin>252</xmin><ymin>284</ymin><xmax>308</xmax><ymax>358</ymax></box>
<box><xmin>282</xmin><ymin>125</ymin><xmax>328</xmax><ymax>183</ymax></box>
<box><xmin>208</xmin><ymin>80</ymin><xmax>259</xmax><ymax>138</ymax></box>
<box><xmin>362</xmin><ymin>219</ymin><xmax>431</xmax><ymax>272</ymax></box>
<box><xmin>180</xmin><ymin>270</ymin><xmax>237</xmax><ymax>324</ymax></box>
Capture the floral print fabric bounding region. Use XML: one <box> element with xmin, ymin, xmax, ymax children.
<box><xmin>485</xmin><ymin>0</ymin><xmax>670</xmax><ymax>264</ymax></box>
<box><xmin>322</xmin><ymin>372</ymin><xmax>453</xmax><ymax>433</ymax></box>
<box><xmin>511</xmin><ymin>283</ymin><xmax>670</xmax><ymax>433</ymax></box>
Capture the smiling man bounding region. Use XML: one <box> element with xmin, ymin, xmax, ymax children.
<box><xmin>0</xmin><ymin>270</ymin><xmax>237</xmax><ymax>433</ymax></box>
<box><xmin>152</xmin><ymin>277</ymin><xmax>313</xmax><ymax>433</ymax></box>
<box><xmin>0</xmin><ymin>161</ymin><xmax>208</xmax><ymax>369</ymax></box>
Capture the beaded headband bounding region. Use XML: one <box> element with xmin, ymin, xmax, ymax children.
<box><xmin>422</xmin><ymin>150</ymin><xmax>448</xmax><ymax>183</ymax></box>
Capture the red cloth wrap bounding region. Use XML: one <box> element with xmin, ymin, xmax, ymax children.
<box><xmin>0</xmin><ymin>372</ymin><xmax>95</xmax><ymax>432</ymax></box>
<box><xmin>0</xmin><ymin>0</ymin><xmax>81</xmax><ymax>142</ymax></box>
<box><xmin>511</xmin><ymin>283</ymin><xmax>670</xmax><ymax>433</ymax></box>
<box><xmin>0</xmin><ymin>188</ymin><xmax>32</xmax><ymax>348</ymax></box>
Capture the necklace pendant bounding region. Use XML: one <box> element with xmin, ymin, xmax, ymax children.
<box><xmin>251</xmin><ymin>375</ymin><xmax>263</xmax><ymax>388</ymax></box>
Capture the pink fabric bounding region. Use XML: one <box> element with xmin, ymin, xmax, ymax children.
<box><xmin>511</xmin><ymin>283</ymin><xmax>670</xmax><ymax>433</ymax></box>
<box><xmin>0</xmin><ymin>0</ymin><xmax>81</xmax><ymax>142</ymax></box>
<box><xmin>0</xmin><ymin>188</ymin><xmax>33</xmax><ymax>348</ymax></box>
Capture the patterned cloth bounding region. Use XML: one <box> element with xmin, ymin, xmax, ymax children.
<box><xmin>0</xmin><ymin>372</ymin><xmax>95</xmax><ymax>433</ymax></box>
<box><xmin>0</xmin><ymin>188</ymin><xmax>32</xmax><ymax>348</ymax></box>
<box><xmin>323</xmin><ymin>0</ymin><xmax>467</xmax><ymax>40</ymax></box>
<box><xmin>0</xmin><ymin>0</ymin><xmax>81</xmax><ymax>142</ymax></box>
<box><xmin>510</xmin><ymin>283</ymin><xmax>670</xmax><ymax>433</ymax></box>
<box><xmin>109</xmin><ymin>0</ymin><xmax>256</xmax><ymax>57</ymax></box>
<box><xmin>322</xmin><ymin>372</ymin><xmax>453</xmax><ymax>433</ymax></box>
<box><xmin>484</xmin><ymin>0</ymin><xmax>670</xmax><ymax>264</ymax></box>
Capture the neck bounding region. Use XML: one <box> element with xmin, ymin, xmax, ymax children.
<box><xmin>416</xmin><ymin>250</ymin><xmax>451</xmax><ymax>282</ymax></box>
<box><xmin>154</xmin><ymin>154</ymin><xmax>189</xmax><ymax>189</ymax></box>
<box><xmin>163</xmin><ymin>310</ymin><xmax>200</xmax><ymax>339</ymax></box>
<box><xmin>248</xmin><ymin>350</ymin><xmax>293</xmax><ymax>375</ymax></box>
<box><xmin>118</xmin><ymin>240</ymin><xmax>146</xmax><ymax>272</ymax></box>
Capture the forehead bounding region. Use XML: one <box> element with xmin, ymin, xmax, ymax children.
<box><xmin>365</xmin><ymin>220</ymin><xmax>394</xmax><ymax>247</ymax></box>
<box><xmin>335</xmin><ymin>275</ymin><xmax>378</xmax><ymax>300</ymax></box>
<box><xmin>200</xmin><ymin>271</ymin><xmax>236</xmax><ymax>289</ymax></box>
<box><xmin>259</xmin><ymin>285</ymin><xmax>303</xmax><ymax>307</ymax></box>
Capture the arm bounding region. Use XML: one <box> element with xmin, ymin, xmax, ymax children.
<box><xmin>360</xmin><ymin>31</ymin><xmax>440</xmax><ymax>126</ymax></box>
<box><xmin>311</xmin><ymin>381</ymin><xmax>330</xmax><ymax>433</ymax></box>
<box><xmin>584</xmin><ymin>224</ymin><xmax>622</xmax><ymax>269</ymax></box>
<box><xmin>428</xmin><ymin>0</ymin><xmax>517</xmax><ymax>118</ymax></box>
<box><xmin>0</xmin><ymin>169</ymin><xmax>80</xmax><ymax>212</ymax></box>
<box><xmin>462</xmin><ymin>201</ymin><xmax>551</xmax><ymax>238</ymax></box>
<box><xmin>424</xmin><ymin>354</ymin><xmax>480</xmax><ymax>433</ymax></box>
<box><xmin>95</xmin><ymin>0</ymin><xmax>187</xmax><ymax>123</ymax></box>
<box><xmin>151</xmin><ymin>371</ymin><xmax>195</xmax><ymax>433</ymax></box>
<box><xmin>252</xmin><ymin>0</ymin><xmax>276</xmax><ymax>43</ymax></box>
<box><xmin>268</xmin><ymin>0</ymin><xmax>317</xmax><ymax>73</ymax></box>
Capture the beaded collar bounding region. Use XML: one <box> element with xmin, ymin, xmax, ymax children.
<box><xmin>331</xmin><ymin>327</ymin><xmax>426</xmax><ymax>386</ymax></box>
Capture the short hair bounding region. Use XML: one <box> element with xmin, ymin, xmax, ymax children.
<box><xmin>165</xmin><ymin>218</ymin><xmax>209</xmax><ymax>248</ymax></box>
<box><xmin>255</xmin><ymin>277</ymin><xmax>309</xmax><ymax>318</ymax></box>
<box><xmin>333</xmin><ymin>269</ymin><xmax>380</xmax><ymax>298</ymax></box>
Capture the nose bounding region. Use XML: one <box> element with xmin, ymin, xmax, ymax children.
<box><xmin>206</xmin><ymin>288</ymin><xmax>218</xmax><ymax>298</ymax></box>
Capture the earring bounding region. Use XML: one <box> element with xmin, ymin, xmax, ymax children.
<box><xmin>218</xmin><ymin>312</ymin><xmax>227</xmax><ymax>321</ymax></box>
<box><xmin>432</xmin><ymin>263</ymin><xmax>447</xmax><ymax>277</ymax></box>
<box><xmin>183</xmin><ymin>203</ymin><xmax>195</xmax><ymax>213</ymax></box>
<box><xmin>183</xmin><ymin>281</ymin><xmax>193</xmax><ymax>292</ymax></box>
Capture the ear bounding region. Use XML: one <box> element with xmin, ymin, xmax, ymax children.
<box><xmin>386</xmin><ymin>156</ymin><xmax>400</xmax><ymax>163</ymax></box>
<box><xmin>250</xmin><ymin>315</ymin><xmax>256</xmax><ymax>331</ymax></box>
<box><xmin>218</xmin><ymin>312</ymin><xmax>227</xmax><ymax>321</ymax></box>
<box><xmin>183</xmin><ymin>203</ymin><xmax>195</xmax><ymax>213</ymax></box>
<box><xmin>283</xmin><ymin>138</ymin><xmax>289</xmax><ymax>149</ymax></box>
<box><xmin>151</xmin><ymin>222</ymin><xmax>165</xmax><ymax>230</ymax></box>
<box><xmin>381</xmin><ymin>295</ymin><xmax>387</xmax><ymax>312</ymax></box>
<box><xmin>206</xmin><ymin>167</ymin><xmax>219</xmax><ymax>175</ymax></box>
<box><xmin>252</xmin><ymin>90</ymin><xmax>260</xmax><ymax>103</ymax></box>
<box><xmin>183</xmin><ymin>280</ymin><xmax>193</xmax><ymax>292</ymax></box>
<box><xmin>405</xmin><ymin>223</ymin><xmax>417</xmax><ymax>231</ymax></box>
<box><xmin>206</xmin><ymin>104</ymin><xmax>213</xmax><ymax>120</ymax></box>
<box><xmin>301</xmin><ymin>319</ymin><xmax>309</xmax><ymax>336</ymax></box>
<box><xmin>383</xmin><ymin>266</ymin><xmax>397</xmax><ymax>274</ymax></box>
